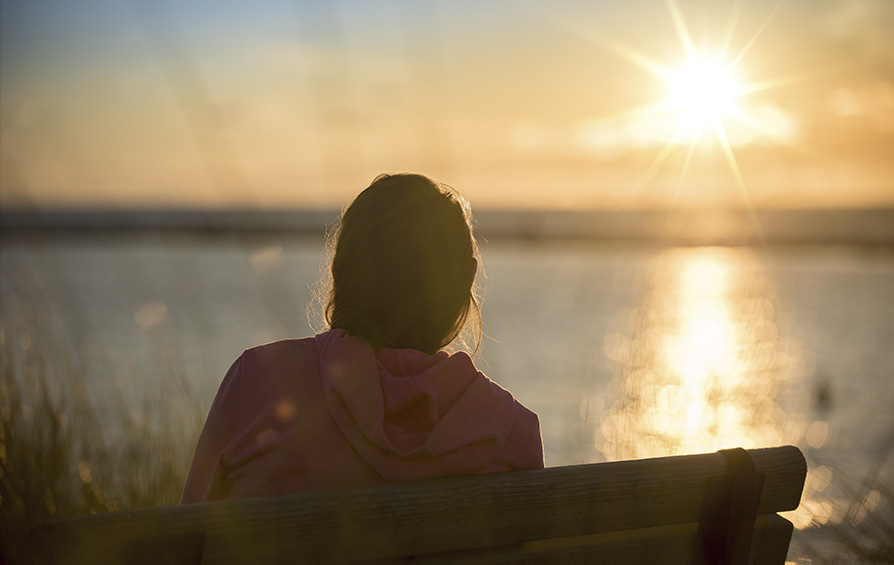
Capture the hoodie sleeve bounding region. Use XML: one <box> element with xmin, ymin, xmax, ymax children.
<box><xmin>499</xmin><ymin>401</ymin><xmax>545</xmax><ymax>471</ymax></box>
<box><xmin>528</xmin><ymin>412</ymin><xmax>546</xmax><ymax>469</ymax></box>
<box><xmin>179</xmin><ymin>353</ymin><xmax>248</xmax><ymax>503</ymax></box>
<box><xmin>519</xmin><ymin>403</ymin><xmax>546</xmax><ymax>469</ymax></box>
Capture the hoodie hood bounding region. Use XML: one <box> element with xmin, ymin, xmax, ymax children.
<box><xmin>318</xmin><ymin>330</ymin><xmax>516</xmax><ymax>482</ymax></box>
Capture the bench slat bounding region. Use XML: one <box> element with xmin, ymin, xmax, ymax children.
<box><xmin>31</xmin><ymin>446</ymin><xmax>805</xmax><ymax>564</ymax></box>
<box><xmin>366</xmin><ymin>514</ymin><xmax>793</xmax><ymax>565</ymax></box>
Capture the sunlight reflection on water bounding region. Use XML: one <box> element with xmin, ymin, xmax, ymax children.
<box><xmin>590</xmin><ymin>247</ymin><xmax>838</xmax><ymax>529</ymax></box>
<box><xmin>596</xmin><ymin>247</ymin><xmax>802</xmax><ymax>458</ymax></box>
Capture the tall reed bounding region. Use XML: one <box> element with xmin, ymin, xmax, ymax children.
<box><xmin>0</xmin><ymin>322</ymin><xmax>202</xmax><ymax>563</ymax></box>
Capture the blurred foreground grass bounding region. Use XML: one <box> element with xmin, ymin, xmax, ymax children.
<box><xmin>0</xmin><ymin>324</ymin><xmax>202</xmax><ymax>563</ymax></box>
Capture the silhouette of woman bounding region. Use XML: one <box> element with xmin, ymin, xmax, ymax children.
<box><xmin>181</xmin><ymin>173</ymin><xmax>544</xmax><ymax>502</ymax></box>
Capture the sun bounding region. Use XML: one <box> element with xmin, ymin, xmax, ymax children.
<box><xmin>665</xmin><ymin>55</ymin><xmax>743</xmax><ymax>133</ymax></box>
<box><xmin>538</xmin><ymin>0</ymin><xmax>799</xmax><ymax>209</ymax></box>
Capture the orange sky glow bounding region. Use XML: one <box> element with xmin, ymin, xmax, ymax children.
<box><xmin>1</xmin><ymin>0</ymin><xmax>892</xmax><ymax>210</ymax></box>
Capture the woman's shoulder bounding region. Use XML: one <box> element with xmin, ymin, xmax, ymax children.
<box><xmin>244</xmin><ymin>336</ymin><xmax>318</xmax><ymax>357</ymax></box>
<box><xmin>218</xmin><ymin>337</ymin><xmax>325</xmax><ymax>403</ymax></box>
<box><xmin>233</xmin><ymin>337</ymin><xmax>321</xmax><ymax>377</ymax></box>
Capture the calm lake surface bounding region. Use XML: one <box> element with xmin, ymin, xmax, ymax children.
<box><xmin>2</xmin><ymin>234</ymin><xmax>892</xmax><ymax>558</ymax></box>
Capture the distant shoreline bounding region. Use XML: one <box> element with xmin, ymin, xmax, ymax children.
<box><xmin>2</xmin><ymin>208</ymin><xmax>894</xmax><ymax>247</ymax></box>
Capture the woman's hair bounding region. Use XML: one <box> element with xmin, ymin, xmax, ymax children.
<box><xmin>319</xmin><ymin>173</ymin><xmax>482</xmax><ymax>354</ymax></box>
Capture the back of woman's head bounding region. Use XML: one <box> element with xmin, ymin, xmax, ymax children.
<box><xmin>326</xmin><ymin>173</ymin><xmax>480</xmax><ymax>354</ymax></box>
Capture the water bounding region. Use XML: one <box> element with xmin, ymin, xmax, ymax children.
<box><xmin>2</xmin><ymin>233</ymin><xmax>893</xmax><ymax>558</ymax></box>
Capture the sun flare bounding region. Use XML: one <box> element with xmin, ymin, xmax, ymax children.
<box><xmin>549</xmin><ymin>0</ymin><xmax>801</xmax><ymax>208</ymax></box>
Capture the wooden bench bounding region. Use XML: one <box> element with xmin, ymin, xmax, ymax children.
<box><xmin>29</xmin><ymin>445</ymin><xmax>806</xmax><ymax>564</ymax></box>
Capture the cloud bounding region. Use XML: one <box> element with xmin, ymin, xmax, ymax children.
<box><xmin>570</xmin><ymin>102</ymin><xmax>798</xmax><ymax>156</ymax></box>
<box><xmin>827</xmin><ymin>81</ymin><xmax>894</xmax><ymax>133</ymax></box>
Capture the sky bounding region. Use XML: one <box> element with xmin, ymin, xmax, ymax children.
<box><xmin>1</xmin><ymin>0</ymin><xmax>892</xmax><ymax>210</ymax></box>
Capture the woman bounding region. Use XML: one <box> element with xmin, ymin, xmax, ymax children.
<box><xmin>180</xmin><ymin>173</ymin><xmax>544</xmax><ymax>502</ymax></box>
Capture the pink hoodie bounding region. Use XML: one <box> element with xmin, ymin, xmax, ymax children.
<box><xmin>180</xmin><ymin>330</ymin><xmax>543</xmax><ymax>503</ymax></box>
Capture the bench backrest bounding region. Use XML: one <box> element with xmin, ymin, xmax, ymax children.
<box><xmin>30</xmin><ymin>445</ymin><xmax>806</xmax><ymax>564</ymax></box>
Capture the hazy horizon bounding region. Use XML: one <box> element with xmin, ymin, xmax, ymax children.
<box><xmin>3</xmin><ymin>199</ymin><xmax>894</xmax><ymax>213</ymax></box>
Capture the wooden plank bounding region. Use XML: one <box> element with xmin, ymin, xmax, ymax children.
<box><xmin>366</xmin><ymin>513</ymin><xmax>794</xmax><ymax>565</ymax></box>
<box><xmin>32</xmin><ymin>446</ymin><xmax>805</xmax><ymax>564</ymax></box>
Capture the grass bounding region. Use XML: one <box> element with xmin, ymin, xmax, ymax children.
<box><xmin>788</xmin><ymin>439</ymin><xmax>894</xmax><ymax>564</ymax></box>
<box><xmin>0</xmin><ymin>321</ymin><xmax>202</xmax><ymax>563</ymax></box>
<box><xmin>789</xmin><ymin>489</ymin><xmax>894</xmax><ymax>564</ymax></box>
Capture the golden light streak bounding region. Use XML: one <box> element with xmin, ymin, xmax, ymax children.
<box><xmin>737</xmin><ymin>71</ymin><xmax>823</xmax><ymax>96</ymax></box>
<box><xmin>713</xmin><ymin>120</ymin><xmax>752</xmax><ymax>209</ymax></box>
<box><xmin>524</xmin><ymin>4</ymin><xmax>674</xmax><ymax>81</ymax></box>
<box><xmin>665</xmin><ymin>0</ymin><xmax>696</xmax><ymax>60</ymax></box>
<box><xmin>670</xmin><ymin>141</ymin><xmax>698</xmax><ymax>207</ymax></box>
<box><xmin>718</xmin><ymin>0</ymin><xmax>746</xmax><ymax>58</ymax></box>
<box><xmin>626</xmin><ymin>113</ymin><xmax>699</xmax><ymax>209</ymax></box>
<box><xmin>729</xmin><ymin>1</ymin><xmax>783</xmax><ymax>68</ymax></box>
<box><xmin>592</xmin><ymin>34</ymin><xmax>674</xmax><ymax>82</ymax></box>
<box><xmin>634</xmin><ymin>141</ymin><xmax>680</xmax><ymax>195</ymax></box>
<box><xmin>725</xmin><ymin>105</ymin><xmax>790</xmax><ymax>142</ymax></box>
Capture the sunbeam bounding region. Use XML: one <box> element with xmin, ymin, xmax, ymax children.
<box><xmin>718</xmin><ymin>0</ymin><xmax>746</xmax><ymax>58</ymax></box>
<box><xmin>665</xmin><ymin>0</ymin><xmax>696</xmax><ymax>60</ymax></box>
<box><xmin>730</xmin><ymin>1</ymin><xmax>784</xmax><ymax>68</ymax></box>
<box><xmin>713</xmin><ymin>120</ymin><xmax>757</xmax><ymax>214</ymax></box>
<box><xmin>670</xmin><ymin>141</ymin><xmax>699</xmax><ymax>207</ymax></box>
